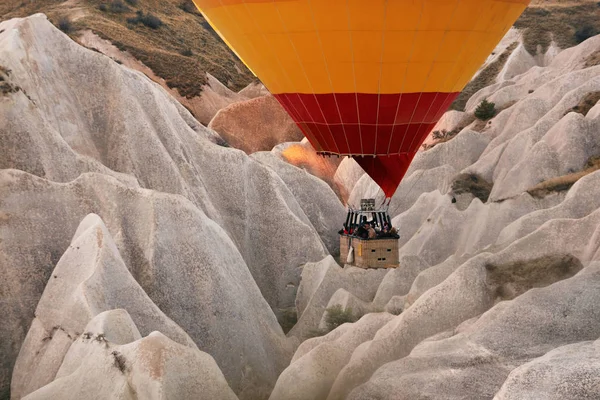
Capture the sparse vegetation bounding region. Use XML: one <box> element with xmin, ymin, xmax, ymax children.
<box><xmin>323</xmin><ymin>305</ymin><xmax>358</xmax><ymax>332</ymax></box>
<box><xmin>528</xmin><ymin>155</ymin><xmax>600</xmax><ymax>198</ymax></box>
<box><xmin>575</xmin><ymin>25</ymin><xmax>598</xmax><ymax>44</ymax></box>
<box><xmin>474</xmin><ymin>99</ymin><xmax>497</xmax><ymax>120</ymax></box>
<box><xmin>0</xmin><ymin>0</ymin><xmax>258</xmax><ymax>109</ymax></box>
<box><xmin>451</xmin><ymin>42</ymin><xmax>518</xmax><ymax>112</ymax></box>
<box><xmin>0</xmin><ymin>81</ymin><xmax>19</xmax><ymax>94</ymax></box>
<box><xmin>279</xmin><ymin>309</ymin><xmax>297</xmax><ymax>334</ymax></box>
<box><xmin>124</xmin><ymin>0</ymin><xmax>138</xmax><ymax>6</ymax></box>
<box><xmin>485</xmin><ymin>254</ymin><xmax>583</xmax><ymax>301</ymax></box>
<box><xmin>305</xmin><ymin>305</ymin><xmax>360</xmax><ymax>338</ymax></box>
<box><xmin>180</xmin><ymin>48</ymin><xmax>193</xmax><ymax>57</ymax></box>
<box><xmin>0</xmin><ymin>64</ymin><xmax>19</xmax><ymax>95</ymax></box>
<box><xmin>422</xmin><ymin>128</ymin><xmax>461</xmax><ymax>150</ymax></box>
<box><xmin>564</xmin><ymin>92</ymin><xmax>600</xmax><ymax>117</ymax></box>
<box><xmin>432</xmin><ymin>129</ymin><xmax>458</xmax><ymax>141</ymax></box>
<box><xmin>57</xmin><ymin>16</ymin><xmax>73</xmax><ymax>33</ymax></box>
<box><xmin>127</xmin><ymin>11</ymin><xmax>163</xmax><ymax>29</ymax></box>
<box><xmin>514</xmin><ymin>3</ymin><xmax>600</xmax><ymax>54</ymax></box>
<box><xmin>452</xmin><ymin>173</ymin><xmax>494</xmax><ymax>203</ymax></box>
<box><xmin>109</xmin><ymin>0</ymin><xmax>130</xmax><ymax>14</ymax></box>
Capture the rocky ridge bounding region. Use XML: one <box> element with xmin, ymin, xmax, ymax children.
<box><xmin>0</xmin><ymin>14</ymin><xmax>345</xmax><ymax>400</ymax></box>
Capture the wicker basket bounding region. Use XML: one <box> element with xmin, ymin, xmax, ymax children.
<box><xmin>340</xmin><ymin>235</ymin><xmax>399</xmax><ymax>269</ymax></box>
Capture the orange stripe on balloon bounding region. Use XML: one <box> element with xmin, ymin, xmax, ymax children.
<box><xmin>194</xmin><ymin>0</ymin><xmax>530</xmax><ymax>94</ymax></box>
<box><xmin>196</xmin><ymin>0</ymin><xmax>291</xmax><ymax>10</ymax></box>
<box><xmin>197</xmin><ymin>0</ymin><xmax>530</xmax><ymax>9</ymax></box>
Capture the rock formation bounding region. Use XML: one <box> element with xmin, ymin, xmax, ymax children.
<box><xmin>209</xmin><ymin>95</ymin><xmax>304</xmax><ymax>153</ymax></box>
<box><xmin>11</xmin><ymin>214</ymin><xmax>196</xmax><ymax>398</ymax></box>
<box><xmin>0</xmin><ymin>14</ymin><xmax>337</xmax><ymax>399</ymax></box>
<box><xmin>251</xmin><ymin>152</ymin><xmax>345</xmax><ymax>256</ymax></box>
<box><xmin>495</xmin><ymin>338</ymin><xmax>600</xmax><ymax>400</ymax></box>
<box><xmin>22</xmin><ymin>310</ymin><xmax>238</xmax><ymax>400</ymax></box>
<box><xmin>349</xmin><ymin>262</ymin><xmax>600</xmax><ymax>399</ymax></box>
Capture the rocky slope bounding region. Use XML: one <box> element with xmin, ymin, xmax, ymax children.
<box><xmin>0</xmin><ymin>14</ymin><xmax>346</xmax><ymax>399</ymax></box>
<box><xmin>0</xmin><ymin>0</ymin><xmax>254</xmax><ymax>104</ymax></box>
<box><xmin>12</xmin><ymin>214</ymin><xmax>236</xmax><ymax>399</ymax></box>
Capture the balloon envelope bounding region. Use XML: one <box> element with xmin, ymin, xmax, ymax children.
<box><xmin>193</xmin><ymin>0</ymin><xmax>530</xmax><ymax>197</ymax></box>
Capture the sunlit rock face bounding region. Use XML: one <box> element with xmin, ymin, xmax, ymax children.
<box><xmin>209</xmin><ymin>95</ymin><xmax>304</xmax><ymax>154</ymax></box>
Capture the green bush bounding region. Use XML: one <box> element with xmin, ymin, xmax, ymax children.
<box><xmin>109</xmin><ymin>0</ymin><xmax>130</xmax><ymax>13</ymax></box>
<box><xmin>127</xmin><ymin>11</ymin><xmax>163</xmax><ymax>29</ymax></box>
<box><xmin>141</xmin><ymin>13</ymin><xmax>163</xmax><ymax>29</ymax></box>
<box><xmin>451</xmin><ymin>173</ymin><xmax>493</xmax><ymax>203</ymax></box>
<box><xmin>324</xmin><ymin>305</ymin><xmax>358</xmax><ymax>332</ymax></box>
<box><xmin>474</xmin><ymin>99</ymin><xmax>496</xmax><ymax>120</ymax></box>
<box><xmin>575</xmin><ymin>25</ymin><xmax>597</xmax><ymax>44</ymax></box>
<box><xmin>57</xmin><ymin>16</ymin><xmax>73</xmax><ymax>33</ymax></box>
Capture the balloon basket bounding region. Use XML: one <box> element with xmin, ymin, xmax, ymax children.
<box><xmin>340</xmin><ymin>235</ymin><xmax>399</xmax><ymax>270</ymax></box>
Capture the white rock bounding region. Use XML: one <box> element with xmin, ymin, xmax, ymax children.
<box><xmin>11</xmin><ymin>214</ymin><xmax>196</xmax><ymax>398</ymax></box>
<box><xmin>349</xmin><ymin>262</ymin><xmax>600</xmax><ymax>399</ymax></box>
<box><xmin>270</xmin><ymin>313</ymin><xmax>394</xmax><ymax>400</ymax></box>
<box><xmin>2</xmin><ymin>174</ymin><xmax>293</xmax><ymax>400</ymax></box>
<box><xmin>24</xmin><ymin>313</ymin><xmax>237</xmax><ymax>400</ymax></box>
<box><xmin>291</xmin><ymin>256</ymin><xmax>387</xmax><ymax>340</ymax></box>
<box><xmin>333</xmin><ymin>158</ymin><xmax>364</xmax><ymax>202</ymax></box>
<box><xmin>252</xmin><ymin>151</ymin><xmax>345</xmax><ymax>257</ymax></box>
<box><xmin>371</xmin><ymin>255</ymin><xmax>430</xmax><ymax>309</ymax></box>
<box><xmin>495</xmin><ymin>339</ymin><xmax>600</xmax><ymax>400</ymax></box>
<box><xmin>328</xmin><ymin>206</ymin><xmax>600</xmax><ymax>399</ymax></box>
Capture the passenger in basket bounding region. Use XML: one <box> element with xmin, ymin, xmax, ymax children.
<box><xmin>368</xmin><ymin>224</ymin><xmax>376</xmax><ymax>239</ymax></box>
<box><xmin>356</xmin><ymin>223</ymin><xmax>369</xmax><ymax>239</ymax></box>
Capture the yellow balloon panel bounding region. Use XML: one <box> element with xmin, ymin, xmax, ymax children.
<box><xmin>193</xmin><ymin>0</ymin><xmax>529</xmax><ymax>95</ymax></box>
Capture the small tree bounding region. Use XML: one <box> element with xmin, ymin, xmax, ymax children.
<box><xmin>180</xmin><ymin>48</ymin><xmax>193</xmax><ymax>57</ymax></box>
<box><xmin>110</xmin><ymin>0</ymin><xmax>129</xmax><ymax>13</ymax></box>
<box><xmin>474</xmin><ymin>99</ymin><xmax>496</xmax><ymax>120</ymax></box>
<box><xmin>57</xmin><ymin>16</ymin><xmax>73</xmax><ymax>33</ymax></box>
<box><xmin>127</xmin><ymin>12</ymin><xmax>164</xmax><ymax>29</ymax></box>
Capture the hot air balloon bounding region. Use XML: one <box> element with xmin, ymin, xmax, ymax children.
<box><xmin>193</xmin><ymin>0</ymin><xmax>530</xmax><ymax>199</ymax></box>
